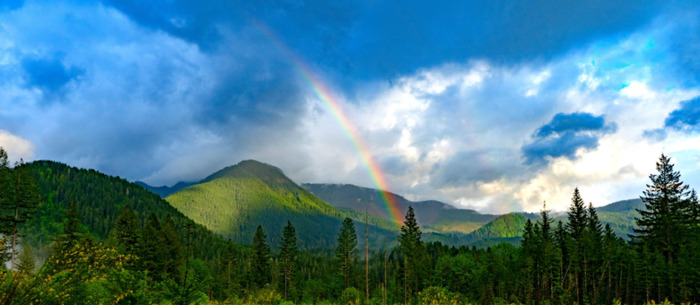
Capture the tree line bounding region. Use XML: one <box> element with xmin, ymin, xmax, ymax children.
<box><xmin>1</xmin><ymin>148</ymin><xmax>699</xmax><ymax>304</ymax></box>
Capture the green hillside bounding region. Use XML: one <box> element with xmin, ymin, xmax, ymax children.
<box><xmin>22</xmin><ymin>160</ymin><xmax>233</xmax><ymax>259</ymax></box>
<box><xmin>166</xmin><ymin>160</ymin><xmax>400</xmax><ymax>249</ymax></box>
<box><xmin>302</xmin><ymin>183</ymin><xmax>498</xmax><ymax>234</ymax></box>
<box><xmin>463</xmin><ymin>213</ymin><xmax>528</xmax><ymax>245</ymax></box>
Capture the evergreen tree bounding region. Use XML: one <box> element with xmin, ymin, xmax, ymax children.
<box><xmin>138</xmin><ymin>212</ymin><xmax>166</xmax><ymax>280</ymax></box>
<box><xmin>279</xmin><ymin>221</ymin><xmax>297</xmax><ymax>299</ymax></box>
<box><xmin>55</xmin><ymin>200</ymin><xmax>87</xmax><ymax>252</ymax></box>
<box><xmin>399</xmin><ymin>206</ymin><xmax>426</xmax><ymax>302</ymax></box>
<box><xmin>0</xmin><ymin>160</ymin><xmax>40</xmax><ymax>269</ymax></box>
<box><xmin>162</xmin><ymin>215</ymin><xmax>184</xmax><ymax>281</ymax></box>
<box><xmin>633</xmin><ymin>154</ymin><xmax>689</xmax><ymax>301</ymax></box>
<box><xmin>336</xmin><ymin>217</ymin><xmax>358</xmax><ymax>289</ymax></box>
<box><xmin>251</xmin><ymin>225</ymin><xmax>270</xmax><ymax>288</ymax></box>
<box><xmin>16</xmin><ymin>242</ymin><xmax>35</xmax><ymax>275</ymax></box>
<box><xmin>109</xmin><ymin>205</ymin><xmax>140</xmax><ymax>257</ymax></box>
<box><xmin>566</xmin><ymin>188</ymin><xmax>589</xmax><ymax>304</ymax></box>
<box><xmin>585</xmin><ymin>203</ymin><xmax>604</xmax><ymax>305</ymax></box>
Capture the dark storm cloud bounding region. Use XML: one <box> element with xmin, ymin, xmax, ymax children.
<box><xmin>665</xmin><ymin>97</ymin><xmax>700</xmax><ymax>130</ymax></box>
<box><xmin>102</xmin><ymin>0</ymin><xmax>669</xmax><ymax>81</ymax></box>
<box><xmin>535</xmin><ymin>112</ymin><xmax>611</xmax><ymax>138</ymax></box>
<box><xmin>523</xmin><ymin>112</ymin><xmax>617</xmax><ymax>165</ymax></box>
<box><xmin>21</xmin><ymin>56</ymin><xmax>83</xmax><ymax>94</ymax></box>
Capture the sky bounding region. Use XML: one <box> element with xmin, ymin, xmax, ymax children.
<box><xmin>2</xmin><ymin>0</ymin><xmax>700</xmax><ymax>213</ymax></box>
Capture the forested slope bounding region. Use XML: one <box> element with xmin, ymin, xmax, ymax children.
<box><xmin>22</xmin><ymin>160</ymin><xmax>234</xmax><ymax>259</ymax></box>
<box><xmin>166</xmin><ymin>160</ymin><xmax>400</xmax><ymax>249</ymax></box>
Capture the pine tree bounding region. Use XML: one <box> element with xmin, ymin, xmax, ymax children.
<box><xmin>55</xmin><ymin>200</ymin><xmax>87</xmax><ymax>252</ymax></box>
<box><xmin>251</xmin><ymin>225</ymin><xmax>270</xmax><ymax>289</ymax></box>
<box><xmin>634</xmin><ymin>154</ymin><xmax>689</xmax><ymax>301</ymax></box>
<box><xmin>398</xmin><ymin>206</ymin><xmax>425</xmax><ymax>302</ymax></box>
<box><xmin>536</xmin><ymin>204</ymin><xmax>555</xmax><ymax>304</ymax></box>
<box><xmin>0</xmin><ymin>160</ymin><xmax>40</xmax><ymax>269</ymax></box>
<box><xmin>279</xmin><ymin>221</ymin><xmax>297</xmax><ymax>300</ymax></box>
<box><xmin>566</xmin><ymin>188</ymin><xmax>589</xmax><ymax>304</ymax></box>
<box><xmin>162</xmin><ymin>215</ymin><xmax>184</xmax><ymax>281</ymax></box>
<box><xmin>585</xmin><ymin>203</ymin><xmax>604</xmax><ymax>305</ymax></box>
<box><xmin>336</xmin><ymin>217</ymin><xmax>358</xmax><ymax>289</ymax></box>
<box><xmin>16</xmin><ymin>242</ymin><xmax>35</xmax><ymax>275</ymax></box>
<box><xmin>138</xmin><ymin>212</ymin><xmax>166</xmax><ymax>281</ymax></box>
<box><xmin>109</xmin><ymin>205</ymin><xmax>140</xmax><ymax>257</ymax></box>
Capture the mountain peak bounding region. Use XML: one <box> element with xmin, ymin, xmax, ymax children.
<box><xmin>201</xmin><ymin>159</ymin><xmax>294</xmax><ymax>188</ymax></box>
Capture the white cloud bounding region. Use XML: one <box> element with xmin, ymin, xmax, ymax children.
<box><xmin>0</xmin><ymin>130</ymin><xmax>35</xmax><ymax>163</ymax></box>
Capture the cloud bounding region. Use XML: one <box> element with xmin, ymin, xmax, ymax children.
<box><xmin>21</xmin><ymin>56</ymin><xmax>83</xmax><ymax>94</ymax></box>
<box><xmin>1</xmin><ymin>0</ymin><xmax>700</xmax><ymax>215</ymax></box>
<box><xmin>523</xmin><ymin>112</ymin><xmax>617</xmax><ymax>165</ymax></box>
<box><xmin>664</xmin><ymin>97</ymin><xmax>700</xmax><ymax>130</ymax></box>
<box><xmin>99</xmin><ymin>0</ymin><xmax>673</xmax><ymax>82</ymax></box>
<box><xmin>0</xmin><ymin>130</ymin><xmax>35</xmax><ymax>163</ymax></box>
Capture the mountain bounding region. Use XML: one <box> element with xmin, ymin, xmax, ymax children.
<box><xmin>459</xmin><ymin>199</ymin><xmax>644</xmax><ymax>247</ymax></box>
<box><xmin>22</xmin><ymin>160</ymin><xmax>233</xmax><ymax>259</ymax></box>
<box><xmin>135</xmin><ymin>181</ymin><xmax>195</xmax><ymax>198</ymax></box>
<box><xmin>165</xmin><ymin>160</ymin><xmax>400</xmax><ymax>249</ymax></box>
<box><xmin>462</xmin><ymin>213</ymin><xmax>528</xmax><ymax>245</ymax></box>
<box><xmin>596</xmin><ymin>198</ymin><xmax>643</xmax><ymax>237</ymax></box>
<box><xmin>302</xmin><ymin>183</ymin><xmax>498</xmax><ymax>234</ymax></box>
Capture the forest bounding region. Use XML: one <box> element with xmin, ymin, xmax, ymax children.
<box><xmin>0</xmin><ymin>146</ymin><xmax>699</xmax><ymax>305</ymax></box>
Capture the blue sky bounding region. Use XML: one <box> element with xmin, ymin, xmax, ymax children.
<box><xmin>2</xmin><ymin>0</ymin><xmax>700</xmax><ymax>212</ymax></box>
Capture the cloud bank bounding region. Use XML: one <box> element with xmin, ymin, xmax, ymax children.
<box><xmin>1</xmin><ymin>0</ymin><xmax>700</xmax><ymax>213</ymax></box>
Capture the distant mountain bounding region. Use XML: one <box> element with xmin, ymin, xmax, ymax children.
<box><xmin>597</xmin><ymin>198</ymin><xmax>643</xmax><ymax>213</ymax></box>
<box><xmin>463</xmin><ymin>213</ymin><xmax>528</xmax><ymax>244</ymax></box>
<box><xmin>136</xmin><ymin>181</ymin><xmax>195</xmax><ymax>197</ymax></box>
<box><xmin>461</xmin><ymin>199</ymin><xmax>644</xmax><ymax>247</ymax></box>
<box><xmin>165</xmin><ymin>160</ymin><xmax>401</xmax><ymax>249</ymax></box>
<box><xmin>595</xmin><ymin>198</ymin><xmax>643</xmax><ymax>238</ymax></box>
<box><xmin>302</xmin><ymin>183</ymin><xmax>498</xmax><ymax>234</ymax></box>
<box><xmin>22</xmin><ymin>160</ymin><xmax>232</xmax><ymax>259</ymax></box>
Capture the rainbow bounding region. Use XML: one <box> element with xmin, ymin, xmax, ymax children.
<box><xmin>249</xmin><ymin>18</ymin><xmax>404</xmax><ymax>226</ymax></box>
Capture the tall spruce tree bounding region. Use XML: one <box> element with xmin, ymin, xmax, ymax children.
<box><xmin>336</xmin><ymin>217</ymin><xmax>358</xmax><ymax>289</ymax></box>
<box><xmin>138</xmin><ymin>213</ymin><xmax>166</xmax><ymax>281</ymax></box>
<box><xmin>634</xmin><ymin>154</ymin><xmax>689</xmax><ymax>301</ymax></box>
<box><xmin>279</xmin><ymin>221</ymin><xmax>297</xmax><ymax>300</ymax></box>
<box><xmin>399</xmin><ymin>206</ymin><xmax>426</xmax><ymax>302</ymax></box>
<box><xmin>585</xmin><ymin>203</ymin><xmax>604</xmax><ymax>305</ymax></box>
<box><xmin>109</xmin><ymin>205</ymin><xmax>140</xmax><ymax>258</ymax></box>
<box><xmin>566</xmin><ymin>188</ymin><xmax>589</xmax><ymax>304</ymax></box>
<box><xmin>162</xmin><ymin>215</ymin><xmax>184</xmax><ymax>281</ymax></box>
<box><xmin>251</xmin><ymin>225</ymin><xmax>270</xmax><ymax>289</ymax></box>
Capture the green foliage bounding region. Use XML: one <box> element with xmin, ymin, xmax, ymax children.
<box><xmin>22</xmin><ymin>160</ymin><xmax>234</xmax><ymax>260</ymax></box>
<box><xmin>0</xmin><ymin>154</ymin><xmax>40</xmax><ymax>268</ymax></box>
<box><xmin>107</xmin><ymin>204</ymin><xmax>140</xmax><ymax>257</ymax></box>
<box><xmin>166</xmin><ymin>161</ymin><xmax>399</xmax><ymax>250</ymax></box>
<box><xmin>399</xmin><ymin>206</ymin><xmax>429</xmax><ymax>303</ymax></box>
<box><xmin>336</xmin><ymin>217</ymin><xmax>359</xmax><ymax>289</ymax></box>
<box><xmin>279</xmin><ymin>221</ymin><xmax>297</xmax><ymax>299</ymax></box>
<box><xmin>463</xmin><ymin>213</ymin><xmax>528</xmax><ymax>243</ymax></box>
<box><xmin>251</xmin><ymin>225</ymin><xmax>271</xmax><ymax>289</ymax></box>
<box><xmin>418</xmin><ymin>286</ymin><xmax>465</xmax><ymax>305</ymax></box>
<box><xmin>16</xmin><ymin>243</ymin><xmax>35</xmax><ymax>275</ymax></box>
<box><xmin>339</xmin><ymin>287</ymin><xmax>361</xmax><ymax>305</ymax></box>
